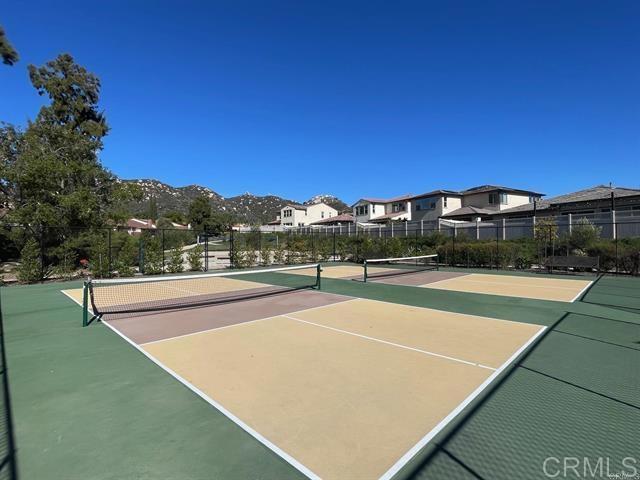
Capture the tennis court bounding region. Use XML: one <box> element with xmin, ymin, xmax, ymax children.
<box><xmin>61</xmin><ymin>264</ymin><xmax>545</xmax><ymax>479</ymax></box>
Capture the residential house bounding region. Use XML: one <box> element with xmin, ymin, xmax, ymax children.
<box><xmin>123</xmin><ymin>218</ymin><xmax>190</xmax><ymax>235</ymax></box>
<box><xmin>310</xmin><ymin>213</ymin><xmax>354</xmax><ymax>226</ymax></box>
<box><xmin>279</xmin><ymin>202</ymin><xmax>338</xmax><ymax>227</ymax></box>
<box><xmin>410</xmin><ymin>190</ymin><xmax>463</xmax><ymax>222</ymax></box>
<box><xmin>493</xmin><ymin>185</ymin><xmax>640</xmax><ymax>219</ymax></box>
<box><xmin>352</xmin><ymin>195</ymin><xmax>413</xmax><ymax>224</ymax></box>
<box><xmin>440</xmin><ymin>185</ymin><xmax>544</xmax><ymax>221</ymax></box>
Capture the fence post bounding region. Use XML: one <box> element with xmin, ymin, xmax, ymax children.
<box><xmin>568</xmin><ymin>213</ymin><xmax>573</xmax><ymax>235</ymax></box>
<box><xmin>614</xmin><ymin>222</ymin><xmax>618</xmax><ymax>275</ymax></box>
<box><xmin>452</xmin><ymin>224</ymin><xmax>456</xmax><ymax>267</ymax></box>
<box><xmin>204</xmin><ymin>230</ymin><xmax>209</xmax><ymax>271</ymax></box>
<box><xmin>476</xmin><ymin>219</ymin><xmax>480</xmax><ymax>240</ymax></box>
<box><xmin>421</xmin><ymin>220</ymin><xmax>424</xmax><ymax>236</ymax></box>
<box><xmin>40</xmin><ymin>225</ymin><xmax>45</xmax><ymax>281</ymax></box>
<box><xmin>611</xmin><ymin>210</ymin><xmax>617</xmax><ymax>240</ymax></box>
<box><xmin>495</xmin><ymin>224</ymin><xmax>499</xmax><ymax>270</ymax></box>
<box><xmin>108</xmin><ymin>228</ymin><xmax>112</xmax><ymax>277</ymax></box>
<box><xmin>502</xmin><ymin>218</ymin><xmax>506</xmax><ymax>241</ymax></box>
<box><xmin>391</xmin><ymin>222</ymin><xmax>394</xmax><ymax>238</ymax></box>
<box><xmin>161</xmin><ymin>229</ymin><xmax>165</xmax><ymax>274</ymax></box>
<box><xmin>229</xmin><ymin>228</ymin><xmax>234</xmax><ymax>269</ymax></box>
<box><xmin>333</xmin><ymin>229</ymin><xmax>337</xmax><ymax>261</ymax></box>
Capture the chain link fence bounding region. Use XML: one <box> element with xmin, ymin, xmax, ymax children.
<box><xmin>231</xmin><ymin>217</ymin><xmax>640</xmax><ymax>275</ymax></box>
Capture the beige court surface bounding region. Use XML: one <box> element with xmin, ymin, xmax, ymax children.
<box><xmin>62</xmin><ymin>276</ymin><xmax>271</xmax><ymax>308</ymax></box>
<box><xmin>287</xmin><ymin>264</ymin><xmax>372</xmax><ymax>278</ymax></box>
<box><xmin>135</xmin><ymin>297</ymin><xmax>544</xmax><ymax>479</ymax></box>
<box><xmin>420</xmin><ymin>273</ymin><xmax>592</xmax><ymax>302</ymax></box>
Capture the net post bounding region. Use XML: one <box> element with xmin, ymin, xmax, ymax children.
<box><xmin>316</xmin><ymin>264</ymin><xmax>322</xmax><ymax>290</ymax></box>
<box><xmin>82</xmin><ymin>280</ymin><xmax>89</xmax><ymax>327</ymax></box>
<box><xmin>363</xmin><ymin>260</ymin><xmax>368</xmax><ymax>282</ymax></box>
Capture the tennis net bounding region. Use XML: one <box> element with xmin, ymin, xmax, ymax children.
<box><xmin>83</xmin><ymin>264</ymin><xmax>322</xmax><ymax>324</ymax></box>
<box><xmin>363</xmin><ymin>254</ymin><xmax>438</xmax><ymax>282</ymax></box>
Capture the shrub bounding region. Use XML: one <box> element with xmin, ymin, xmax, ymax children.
<box><xmin>273</xmin><ymin>242</ymin><xmax>286</xmax><ymax>265</ymax></box>
<box><xmin>142</xmin><ymin>237</ymin><xmax>163</xmax><ymax>275</ymax></box>
<box><xmin>567</xmin><ymin>218</ymin><xmax>602</xmax><ymax>253</ymax></box>
<box><xmin>17</xmin><ymin>238</ymin><xmax>41</xmax><ymax>283</ymax></box>
<box><xmin>167</xmin><ymin>244</ymin><xmax>185</xmax><ymax>273</ymax></box>
<box><xmin>187</xmin><ymin>244</ymin><xmax>204</xmax><ymax>271</ymax></box>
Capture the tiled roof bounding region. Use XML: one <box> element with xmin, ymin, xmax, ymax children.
<box><xmin>498</xmin><ymin>185</ymin><xmax>640</xmax><ymax>215</ymax></box>
<box><xmin>283</xmin><ymin>204</ymin><xmax>307</xmax><ymax>211</ymax></box>
<box><xmin>411</xmin><ymin>189</ymin><xmax>462</xmax><ymax>199</ymax></box>
<box><xmin>352</xmin><ymin>194</ymin><xmax>413</xmax><ymax>207</ymax></box>
<box><xmin>544</xmin><ymin>185</ymin><xmax>640</xmax><ymax>204</ymax></box>
<box><xmin>310</xmin><ymin>214</ymin><xmax>354</xmax><ymax>225</ymax></box>
<box><xmin>462</xmin><ymin>185</ymin><xmax>544</xmax><ymax>196</ymax></box>
<box><xmin>441</xmin><ymin>206</ymin><xmax>496</xmax><ymax>218</ymax></box>
<box><xmin>369</xmin><ymin>211</ymin><xmax>409</xmax><ymax>222</ymax></box>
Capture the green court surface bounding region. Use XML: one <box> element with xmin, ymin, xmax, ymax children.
<box><xmin>1</xmin><ymin>268</ymin><xmax>639</xmax><ymax>480</ymax></box>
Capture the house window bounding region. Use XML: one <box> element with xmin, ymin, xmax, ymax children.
<box><xmin>321</xmin><ymin>212</ymin><xmax>325</xmax><ymax>218</ymax></box>
<box><xmin>415</xmin><ymin>198</ymin><xmax>436</xmax><ymax>211</ymax></box>
<box><xmin>528</xmin><ymin>195</ymin><xmax>537</xmax><ymax>203</ymax></box>
<box><xmin>392</xmin><ymin>202</ymin><xmax>405</xmax><ymax>212</ymax></box>
<box><xmin>489</xmin><ymin>193</ymin><xmax>508</xmax><ymax>205</ymax></box>
<box><xmin>283</xmin><ymin>210</ymin><xmax>292</xmax><ymax>217</ymax></box>
<box><xmin>355</xmin><ymin>205</ymin><xmax>369</xmax><ymax>216</ymax></box>
<box><xmin>443</xmin><ymin>197</ymin><xmax>448</xmax><ymax>208</ymax></box>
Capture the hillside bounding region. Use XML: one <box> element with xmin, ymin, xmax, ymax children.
<box><xmin>124</xmin><ymin>179</ymin><xmax>349</xmax><ymax>224</ymax></box>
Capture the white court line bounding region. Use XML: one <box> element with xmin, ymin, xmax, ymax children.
<box><xmin>100</xmin><ymin>318</ymin><xmax>322</xmax><ymax>480</ymax></box>
<box><xmin>140</xmin><ymin>297</ymin><xmax>358</xmax><ymax>346</ymax></box>
<box><xmin>570</xmin><ymin>279</ymin><xmax>595</xmax><ymax>303</ymax></box>
<box><xmin>378</xmin><ymin>323</ymin><xmax>547</xmax><ymax>480</ymax></box>
<box><xmin>281</xmin><ymin>314</ymin><xmax>496</xmax><ymax>371</ymax></box>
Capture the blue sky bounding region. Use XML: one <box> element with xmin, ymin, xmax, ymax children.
<box><xmin>1</xmin><ymin>0</ymin><xmax>639</xmax><ymax>203</ymax></box>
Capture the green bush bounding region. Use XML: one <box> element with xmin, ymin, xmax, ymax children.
<box><xmin>273</xmin><ymin>242</ymin><xmax>286</xmax><ymax>265</ymax></box>
<box><xmin>259</xmin><ymin>244</ymin><xmax>272</xmax><ymax>267</ymax></box>
<box><xmin>167</xmin><ymin>244</ymin><xmax>185</xmax><ymax>273</ymax></box>
<box><xmin>142</xmin><ymin>237</ymin><xmax>163</xmax><ymax>275</ymax></box>
<box><xmin>17</xmin><ymin>238</ymin><xmax>42</xmax><ymax>283</ymax></box>
<box><xmin>187</xmin><ymin>244</ymin><xmax>204</xmax><ymax>271</ymax></box>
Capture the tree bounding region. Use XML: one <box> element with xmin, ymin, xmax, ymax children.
<box><xmin>2</xmin><ymin>54</ymin><xmax>138</xmax><ymax>228</ymax></box>
<box><xmin>17</xmin><ymin>238</ymin><xmax>41</xmax><ymax>283</ymax></box>
<box><xmin>0</xmin><ymin>26</ymin><xmax>19</xmax><ymax>66</ymax></box>
<box><xmin>208</xmin><ymin>212</ymin><xmax>235</xmax><ymax>236</ymax></box>
<box><xmin>166</xmin><ymin>244</ymin><xmax>184</xmax><ymax>273</ymax></box>
<box><xmin>187</xmin><ymin>244</ymin><xmax>204</xmax><ymax>271</ymax></box>
<box><xmin>146</xmin><ymin>196</ymin><xmax>158</xmax><ymax>221</ymax></box>
<box><xmin>164</xmin><ymin>211</ymin><xmax>186</xmax><ymax>224</ymax></box>
<box><xmin>188</xmin><ymin>196</ymin><xmax>212</xmax><ymax>233</ymax></box>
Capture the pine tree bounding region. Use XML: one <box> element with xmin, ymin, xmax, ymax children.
<box><xmin>17</xmin><ymin>238</ymin><xmax>41</xmax><ymax>283</ymax></box>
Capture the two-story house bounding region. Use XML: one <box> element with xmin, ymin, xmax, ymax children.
<box><xmin>352</xmin><ymin>195</ymin><xmax>413</xmax><ymax>224</ymax></box>
<box><xmin>410</xmin><ymin>190</ymin><xmax>463</xmax><ymax>222</ymax></box>
<box><xmin>440</xmin><ymin>185</ymin><xmax>544</xmax><ymax>221</ymax></box>
<box><xmin>280</xmin><ymin>202</ymin><xmax>338</xmax><ymax>227</ymax></box>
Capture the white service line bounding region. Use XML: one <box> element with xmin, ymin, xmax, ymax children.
<box><xmin>101</xmin><ymin>318</ymin><xmax>322</xmax><ymax>480</ymax></box>
<box><xmin>140</xmin><ymin>297</ymin><xmax>359</xmax><ymax>346</ymax></box>
<box><xmin>378</xmin><ymin>324</ymin><xmax>548</xmax><ymax>480</ymax></box>
<box><xmin>281</xmin><ymin>314</ymin><xmax>496</xmax><ymax>371</ymax></box>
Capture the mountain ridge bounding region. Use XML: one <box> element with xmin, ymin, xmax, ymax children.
<box><xmin>123</xmin><ymin>179</ymin><xmax>349</xmax><ymax>223</ymax></box>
